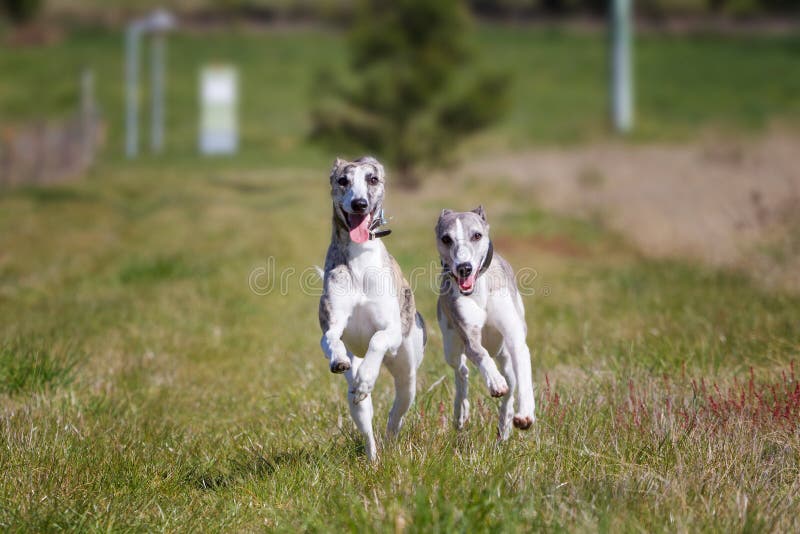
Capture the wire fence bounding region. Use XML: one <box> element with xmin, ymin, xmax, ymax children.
<box><xmin>0</xmin><ymin>112</ymin><xmax>104</xmax><ymax>188</ymax></box>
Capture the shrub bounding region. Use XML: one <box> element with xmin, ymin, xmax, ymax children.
<box><xmin>1</xmin><ymin>0</ymin><xmax>44</xmax><ymax>24</ymax></box>
<box><xmin>310</xmin><ymin>0</ymin><xmax>509</xmax><ymax>188</ymax></box>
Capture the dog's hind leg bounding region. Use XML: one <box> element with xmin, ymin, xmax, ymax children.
<box><xmin>442</xmin><ymin>328</ymin><xmax>470</xmax><ymax>430</ymax></box>
<box><xmin>386</xmin><ymin>318</ymin><xmax>426</xmax><ymax>439</ymax></box>
<box><xmin>384</xmin><ymin>348</ymin><xmax>416</xmax><ymax>439</ymax></box>
<box><xmin>351</xmin><ymin>325</ymin><xmax>402</xmax><ymax>404</ymax></box>
<box><xmin>345</xmin><ymin>355</ymin><xmax>377</xmax><ymax>461</ymax></box>
<box><xmin>495</xmin><ymin>345</ymin><xmax>517</xmax><ymax>441</ymax></box>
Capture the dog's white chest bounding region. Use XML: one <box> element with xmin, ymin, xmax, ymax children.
<box><xmin>342</xmin><ymin>305</ymin><xmax>378</xmax><ymax>356</ymax></box>
<box><xmin>453</xmin><ymin>293</ymin><xmax>488</xmax><ymax>325</ymax></box>
<box><xmin>347</xmin><ymin>241</ymin><xmax>391</xmax><ymax>297</ymax></box>
<box><xmin>339</xmin><ymin>240</ymin><xmax>398</xmax><ymax>356</ymax></box>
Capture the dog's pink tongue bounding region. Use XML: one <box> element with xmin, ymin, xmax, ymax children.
<box><xmin>348</xmin><ymin>213</ymin><xmax>371</xmax><ymax>244</ymax></box>
<box><xmin>459</xmin><ymin>274</ymin><xmax>476</xmax><ymax>291</ymax></box>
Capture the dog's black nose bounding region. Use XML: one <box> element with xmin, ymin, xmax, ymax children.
<box><xmin>456</xmin><ymin>263</ymin><xmax>473</xmax><ymax>278</ymax></box>
<box><xmin>351</xmin><ymin>198</ymin><xmax>368</xmax><ymax>213</ymax></box>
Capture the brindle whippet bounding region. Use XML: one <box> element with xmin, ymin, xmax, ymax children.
<box><xmin>319</xmin><ymin>156</ymin><xmax>426</xmax><ymax>461</ymax></box>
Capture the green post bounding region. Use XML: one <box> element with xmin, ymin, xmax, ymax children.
<box><xmin>610</xmin><ymin>0</ymin><xmax>633</xmax><ymax>133</ymax></box>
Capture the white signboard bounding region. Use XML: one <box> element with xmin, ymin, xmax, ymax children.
<box><xmin>200</xmin><ymin>66</ymin><xmax>238</xmax><ymax>155</ymax></box>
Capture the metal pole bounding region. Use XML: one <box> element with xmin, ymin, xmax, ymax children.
<box><xmin>151</xmin><ymin>33</ymin><xmax>165</xmax><ymax>153</ymax></box>
<box><xmin>81</xmin><ymin>69</ymin><xmax>95</xmax><ymax>165</ymax></box>
<box><xmin>125</xmin><ymin>25</ymin><xmax>141</xmax><ymax>158</ymax></box>
<box><xmin>610</xmin><ymin>0</ymin><xmax>633</xmax><ymax>133</ymax></box>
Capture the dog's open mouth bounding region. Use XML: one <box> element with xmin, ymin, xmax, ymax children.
<box><xmin>347</xmin><ymin>212</ymin><xmax>372</xmax><ymax>244</ymax></box>
<box><xmin>456</xmin><ymin>273</ymin><xmax>476</xmax><ymax>294</ymax></box>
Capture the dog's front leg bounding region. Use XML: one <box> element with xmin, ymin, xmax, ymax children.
<box><xmin>495</xmin><ymin>316</ymin><xmax>535</xmax><ymax>430</ymax></box>
<box><xmin>452</xmin><ymin>299</ymin><xmax>508</xmax><ymax>398</ymax></box>
<box><xmin>463</xmin><ymin>332</ymin><xmax>509</xmax><ymax>398</ymax></box>
<box><xmin>319</xmin><ymin>293</ymin><xmax>353</xmax><ymax>374</ymax></box>
<box><xmin>350</xmin><ymin>326</ymin><xmax>402</xmax><ymax>404</ymax></box>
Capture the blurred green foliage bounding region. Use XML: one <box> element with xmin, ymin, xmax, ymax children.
<box><xmin>0</xmin><ymin>27</ymin><xmax>798</xmax><ymax>167</ymax></box>
<box><xmin>34</xmin><ymin>0</ymin><xmax>800</xmax><ymax>22</ymax></box>
<box><xmin>310</xmin><ymin>0</ymin><xmax>509</xmax><ymax>187</ymax></box>
<box><xmin>1</xmin><ymin>0</ymin><xmax>44</xmax><ymax>23</ymax></box>
<box><xmin>469</xmin><ymin>0</ymin><xmax>800</xmax><ymax>16</ymax></box>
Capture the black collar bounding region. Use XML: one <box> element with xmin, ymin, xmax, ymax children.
<box><xmin>478</xmin><ymin>240</ymin><xmax>494</xmax><ymax>275</ymax></box>
<box><xmin>368</xmin><ymin>208</ymin><xmax>392</xmax><ymax>240</ymax></box>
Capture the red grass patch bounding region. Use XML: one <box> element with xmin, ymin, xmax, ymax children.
<box><xmin>614</xmin><ymin>362</ymin><xmax>800</xmax><ymax>434</ymax></box>
<box><xmin>541</xmin><ymin>373</ymin><xmax>567</xmax><ymax>424</ymax></box>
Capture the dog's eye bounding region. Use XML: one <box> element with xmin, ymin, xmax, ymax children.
<box><xmin>471</xmin><ymin>232</ymin><xmax>482</xmax><ymax>242</ymax></box>
<box><xmin>337</xmin><ymin>176</ymin><xmax>349</xmax><ymax>186</ymax></box>
<box><xmin>441</xmin><ymin>235</ymin><xmax>453</xmax><ymax>246</ymax></box>
<box><xmin>367</xmin><ymin>175</ymin><xmax>380</xmax><ymax>186</ymax></box>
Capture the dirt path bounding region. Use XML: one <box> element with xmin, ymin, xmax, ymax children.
<box><xmin>463</xmin><ymin>131</ymin><xmax>800</xmax><ymax>291</ymax></box>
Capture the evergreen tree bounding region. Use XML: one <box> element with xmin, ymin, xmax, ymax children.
<box><xmin>2</xmin><ymin>0</ymin><xmax>44</xmax><ymax>24</ymax></box>
<box><xmin>311</xmin><ymin>0</ymin><xmax>509</xmax><ymax>188</ymax></box>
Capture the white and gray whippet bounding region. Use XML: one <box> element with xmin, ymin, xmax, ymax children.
<box><xmin>319</xmin><ymin>156</ymin><xmax>426</xmax><ymax>461</ymax></box>
<box><xmin>435</xmin><ymin>206</ymin><xmax>535</xmax><ymax>440</ymax></box>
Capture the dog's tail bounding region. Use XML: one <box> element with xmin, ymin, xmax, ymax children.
<box><xmin>416</xmin><ymin>311</ymin><xmax>427</xmax><ymax>347</ymax></box>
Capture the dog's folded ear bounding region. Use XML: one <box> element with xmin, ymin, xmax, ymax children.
<box><xmin>436</xmin><ymin>209</ymin><xmax>453</xmax><ymax>234</ymax></box>
<box><xmin>330</xmin><ymin>157</ymin><xmax>347</xmax><ymax>180</ymax></box>
<box><xmin>471</xmin><ymin>205</ymin><xmax>486</xmax><ymax>221</ymax></box>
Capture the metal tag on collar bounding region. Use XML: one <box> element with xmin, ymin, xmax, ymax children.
<box><xmin>369</xmin><ymin>209</ymin><xmax>392</xmax><ymax>240</ymax></box>
<box><xmin>376</xmin><ymin>209</ymin><xmax>389</xmax><ymax>227</ymax></box>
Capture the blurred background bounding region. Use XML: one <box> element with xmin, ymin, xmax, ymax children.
<box><xmin>2</xmin><ymin>0</ymin><xmax>799</xmax><ymax>289</ymax></box>
<box><xmin>2</xmin><ymin>2</ymin><xmax>800</xmax><ymax>529</ymax></box>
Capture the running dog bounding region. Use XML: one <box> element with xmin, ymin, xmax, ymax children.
<box><xmin>319</xmin><ymin>156</ymin><xmax>426</xmax><ymax>461</ymax></box>
<box><xmin>435</xmin><ymin>206</ymin><xmax>535</xmax><ymax>440</ymax></box>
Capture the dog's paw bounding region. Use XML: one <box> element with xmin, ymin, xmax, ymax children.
<box><xmin>512</xmin><ymin>413</ymin><xmax>535</xmax><ymax>430</ymax></box>
<box><xmin>454</xmin><ymin>399</ymin><xmax>470</xmax><ymax>430</ymax></box>
<box><xmin>330</xmin><ymin>357</ymin><xmax>351</xmax><ymax>374</ymax></box>
<box><xmin>496</xmin><ymin>424</ymin><xmax>512</xmax><ymax>442</ymax></box>
<box><xmin>350</xmin><ymin>386</ymin><xmax>370</xmax><ymax>404</ymax></box>
<box><xmin>350</xmin><ymin>374</ymin><xmax>375</xmax><ymax>404</ymax></box>
<box><xmin>486</xmin><ymin>374</ymin><xmax>509</xmax><ymax>398</ymax></box>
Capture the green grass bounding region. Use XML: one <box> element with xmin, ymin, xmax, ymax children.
<box><xmin>1</xmin><ymin>26</ymin><xmax>800</xmax><ymax>531</ymax></box>
<box><xmin>0</xmin><ymin>339</ymin><xmax>81</xmax><ymax>395</ymax></box>
<box><xmin>1</xmin><ymin>157</ymin><xmax>799</xmax><ymax>530</ymax></box>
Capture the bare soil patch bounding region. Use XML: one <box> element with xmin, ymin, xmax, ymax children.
<box><xmin>493</xmin><ymin>234</ymin><xmax>591</xmax><ymax>258</ymax></box>
<box><xmin>464</xmin><ymin>130</ymin><xmax>800</xmax><ymax>291</ymax></box>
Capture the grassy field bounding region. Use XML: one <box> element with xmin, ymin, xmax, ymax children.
<box><xmin>2</xmin><ymin>27</ymin><xmax>800</xmax><ymax>531</ymax></box>
<box><xmin>2</xmin><ymin>157</ymin><xmax>800</xmax><ymax>531</ymax></box>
